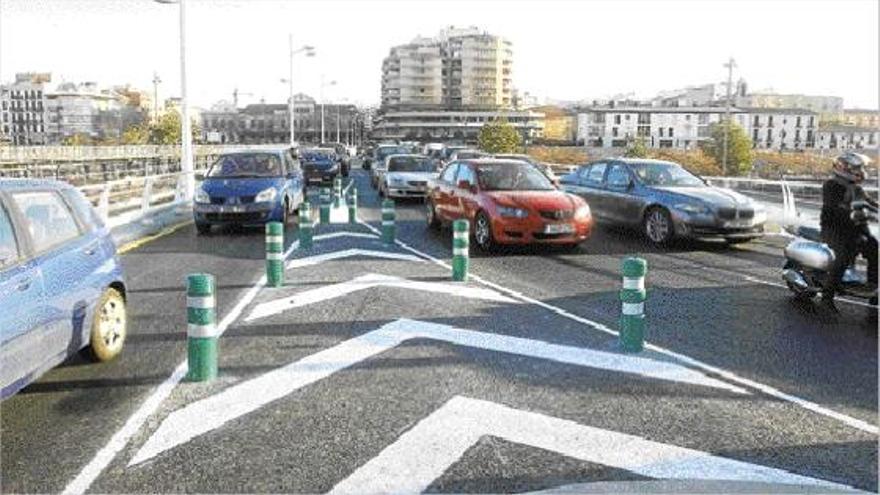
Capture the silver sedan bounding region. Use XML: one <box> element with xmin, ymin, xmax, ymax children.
<box><xmin>561</xmin><ymin>158</ymin><xmax>766</xmax><ymax>245</ymax></box>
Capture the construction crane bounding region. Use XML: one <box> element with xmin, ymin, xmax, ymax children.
<box><xmin>232</xmin><ymin>87</ymin><xmax>255</xmax><ymax>108</ymax></box>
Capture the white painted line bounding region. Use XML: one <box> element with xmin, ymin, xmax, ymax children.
<box><xmin>186</xmin><ymin>323</ymin><xmax>218</xmax><ymax>339</ymax></box>
<box><xmin>285</xmin><ymin>248</ymin><xmax>423</xmax><ymax>270</ymax></box>
<box><xmin>330</xmin><ymin>396</ymin><xmax>859</xmax><ymax>495</ymax></box>
<box><xmin>185</xmin><ymin>296</ymin><xmax>215</xmax><ymax>309</ymax></box>
<box><xmin>63</xmin><ymin>238</ymin><xmax>302</xmax><ymax>495</ymax></box>
<box><xmin>357</xmin><ymin>219</ymin><xmax>880</xmax><ymax>435</ymax></box>
<box><xmin>622</xmin><ymin>277</ymin><xmax>645</xmax><ymax>290</ymax></box>
<box><xmin>312</xmin><ymin>231</ymin><xmax>378</xmax><ymax>242</ymax></box>
<box><xmin>129</xmin><ymin>318</ymin><xmax>746</xmax><ymax>466</ymax></box>
<box><xmin>245</xmin><ymin>273</ymin><xmax>516</xmax><ymax>321</ymax></box>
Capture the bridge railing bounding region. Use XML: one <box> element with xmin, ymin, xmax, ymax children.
<box><xmin>705</xmin><ymin>176</ymin><xmax>877</xmax><ymax>203</ymax></box>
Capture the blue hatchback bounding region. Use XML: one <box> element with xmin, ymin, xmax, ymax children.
<box><xmin>0</xmin><ymin>179</ymin><xmax>127</xmax><ymax>399</ymax></box>
<box><xmin>193</xmin><ymin>149</ymin><xmax>304</xmax><ymax>234</ymax></box>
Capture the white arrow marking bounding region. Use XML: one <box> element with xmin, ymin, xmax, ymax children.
<box><xmin>313</xmin><ymin>232</ymin><xmax>378</xmax><ymax>242</ymax></box>
<box><xmin>129</xmin><ymin>319</ymin><xmax>746</xmax><ymax>466</ymax></box>
<box><xmin>286</xmin><ymin>249</ymin><xmax>423</xmax><ymax>269</ymax></box>
<box><xmin>245</xmin><ymin>273</ymin><xmax>515</xmax><ymax>321</ymax></box>
<box><xmin>330</xmin><ymin>396</ymin><xmax>858</xmax><ymax>494</ymax></box>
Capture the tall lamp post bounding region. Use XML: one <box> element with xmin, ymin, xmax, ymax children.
<box><xmin>320</xmin><ymin>75</ymin><xmax>337</xmax><ymax>144</ymax></box>
<box><xmin>155</xmin><ymin>0</ymin><xmax>193</xmax><ymax>202</ymax></box>
<box><xmin>336</xmin><ymin>97</ymin><xmax>349</xmax><ymax>144</ymax></box>
<box><xmin>281</xmin><ymin>37</ymin><xmax>314</xmax><ymax>148</ymax></box>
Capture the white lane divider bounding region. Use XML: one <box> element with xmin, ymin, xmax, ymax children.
<box><xmin>62</xmin><ymin>239</ymin><xmax>302</xmax><ymax>495</ymax></box>
<box><xmin>357</xmin><ymin>219</ymin><xmax>880</xmax><ymax>435</ymax></box>
<box><xmin>245</xmin><ymin>273</ymin><xmax>516</xmax><ymax>321</ymax></box>
<box><xmin>129</xmin><ymin>318</ymin><xmax>746</xmax><ymax>466</ymax></box>
<box><xmin>286</xmin><ymin>248</ymin><xmax>423</xmax><ymax>269</ymax></box>
<box><xmin>330</xmin><ymin>396</ymin><xmax>859</xmax><ymax>495</ymax></box>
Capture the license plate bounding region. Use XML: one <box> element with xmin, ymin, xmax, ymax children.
<box><xmin>221</xmin><ymin>206</ymin><xmax>245</xmax><ymax>213</ymax></box>
<box><xmin>725</xmin><ymin>220</ymin><xmax>751</xmax><ymax>228</ymax></box>
<box><xmin>544</xmin><ymin>223</ymin><xmax>574</xmax><ymax>234</ymax></box>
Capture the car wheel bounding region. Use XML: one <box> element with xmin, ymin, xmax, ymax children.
<box><xmin>644</xmin><ymin>207</ymin><xmax>673</xmax><ymax>245</ymax></box>
<box><xmin>473</xmin><ymin>211</ymin><xmax>495</xmax><ymax>252</ymax></box>
<box><xmin>378</xmin><ymin>184</ymin><xmax>385</xmax><ymax>197</ymax></box>
<box><xmin>89</xmin><ymin>288</ymin><xmax>126</xmax><ymax>362</ymax></box>
<box><xmin>426</xmin><ymin>199</ymin><xmax>441</xmax><ymax>230</ymax></box>
<box><xmin>196</xmin><ymin>222</ymin><xmax>211</xmax><ymax>235</ymax></box>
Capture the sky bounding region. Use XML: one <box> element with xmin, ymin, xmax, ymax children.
<box><xmin>1</xmin><ymin>0</ymin><xmax>878</xmax><ymax>110</ymax></box>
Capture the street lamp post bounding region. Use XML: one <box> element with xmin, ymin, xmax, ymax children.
<box><xmin>320</xmin><ymin>75</ymin><xmax>337</xmax><ymax>144</ymax></box>
<box><xmin>155</xmin><ymin>0</ymin><xmax>193</xmax><ymax>202</ymax></box>
<box><xmin>282</xmin><ymin>38</ymin><xmax>314</xmax><ymax>147</ymax></box>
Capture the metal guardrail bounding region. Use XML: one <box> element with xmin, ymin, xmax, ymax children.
<box><xmin>705</xmin><ymin>176</ymin><xmax>878</xmax><ymax>202</ymax></box>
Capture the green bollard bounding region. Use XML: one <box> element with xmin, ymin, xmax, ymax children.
<box><xmin>319</xmin><ymin>187</ymin><xmax>331</xmax><ymax>224</ymax></box>
<box><xmin>265</xmin><ymin>221</ymin><xmax>284</xmax><ymax>287</ymax></box>
<box><xmin>619</xmin><ymin>257</ymin><xmax>647</xmax><ymax>352</ymax></box>
<box><xmin>298</xmin><ymin>201</ymin><xmax>313</xmax><ymax>249</ymax></box>
<box><xmin>452</xmin><ymin>219</ymin><xmax>469</xmax><ymax>281</ymax></box>
<box><xmin>381</xmin><ymin>199</ymin><xmax>395</xmax><ymax>244</ymax></box>
<box><xmin>348</xmin><ymin>187</ymin><xmax>358</xmax><ymax>224</ymax></box>
<box><xmin>333</xmin><ymin>177</ymin><xmax>343</xmax><ymax>208</ymax></box>
<box><xmin>186</xmin><ymin>273</ymin><xmax>218</xmax><ymax>382</ymax></box>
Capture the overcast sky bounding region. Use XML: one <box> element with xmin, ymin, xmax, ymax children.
<box><xmin>1</xmin><ymin>0</ymin><xmax>878</xmax><ymax>110</ymax></box>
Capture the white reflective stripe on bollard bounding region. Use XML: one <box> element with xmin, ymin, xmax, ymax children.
<box><xmin>266</xmin><ymin>252</ymin><xmax>285</xmax><ymax>261</ymax></box>
<box><xmin>382</xmin><ymin>221</ymin><xmax>394</xmax><ymax>226</ymax></box>
<box><xmin>622</xmin><ymin>277</ymin><xmax>645</xmax><ymax>290</ymax></box>
<box><xmin>622</xmin><ymin>302</ymin><xmax>644</xmax><ymax>315</ymax></box>
<box><xmin>453</xmin><ymin>247</ymin><xmax>468</xmax><ymax>256</ymax></box>
<box><xmin>265</xmin><ymin>235</ymin><xmax>284</xmax><ymax>243</ymax></box>
<box><xmin>187</xmin><ymin>323</ymin><xmax>218</xmax><ymax>338</ymax></box>
<box><xmin>453</xmin><ymin>231</ymin><xmax>468</xmax><ymax>240</ymax></box>
<box><xmin>186</xmin><ymin>296</ymin><xmax>215</xmax><ymax>309</ymax></box>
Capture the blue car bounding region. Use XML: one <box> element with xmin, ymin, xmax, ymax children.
<box><xmin>193</xmin><ymin>149</ymin><xmax>305</xmax><ymax>234</ymax></box>
<box><xmin>0</xmin><ymin>179</ymin><xmax>127</xmax><ymax>399</ymax></box>
<box><xmin>300</xmin><ymin>148</ymin><xmax>340</xmax><ymax>186</ymax></box>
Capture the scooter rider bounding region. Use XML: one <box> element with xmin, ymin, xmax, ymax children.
<box><xmin>819</xmin><ymin>152</ymin><xmax>878</xmax><ymax>312</ymax></box>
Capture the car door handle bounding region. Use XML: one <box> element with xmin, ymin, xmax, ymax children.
<box><xmin>83</xmin><ymin>243</ymin><xmax>99</xmax><ymax>256</ymax></box>
<box><xmin>16</xmin><ymin>278</ymin><xmax>30</xmax><ymax>291</ymax></box>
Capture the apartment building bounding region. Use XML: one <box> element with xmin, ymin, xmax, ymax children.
<box><xmin>45</xmin><ymin>82</ymin><xmax>139</xmax><ymax>143</ymax></box>
<box><xmin>381</xmin><ymin>26</ymin><xmax>513</xmax><ymax>110</ymax></box>
<box><xmin>1</xmin><ymin>72</ymin><xmax>51</xmax><ymax>145</ymax></box>
<box><xmin>372</xmin><ymin>110</ymin><xmax>543</xmax><ymax>143</ymax></box>
<box><xmin>816</xmin><ymin>125</ymin><xmax>879</xmax><ymax>151</ymax></box>
<box><xmin>576</xmin><ymin>106</ymin><xmax>818</xmax><ymax>151</ymax></box>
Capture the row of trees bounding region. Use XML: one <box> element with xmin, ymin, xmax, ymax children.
<box><xmin>120</xmin><ymin>111</ymin><xmax>201</xmax><ymax>145</ymax></box>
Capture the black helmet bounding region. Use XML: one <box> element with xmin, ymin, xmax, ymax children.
<box><xmin>833</xmin><ymin>152</ymin><xmax>871</xmax><ymax>182</ymax></box>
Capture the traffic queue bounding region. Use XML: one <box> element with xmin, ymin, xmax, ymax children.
<box><xmin>362</xmin><ymin>141</ymin><xmax>768</xmax><ymax>250</ymax></box>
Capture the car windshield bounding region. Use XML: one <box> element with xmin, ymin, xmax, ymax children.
<box><xmin>388</xmin><ymin>156</ymin><xmax>434</xmax><ymax>172</ymax></box>
<box><xmin>301</xmin><ymin>150</ymin><xmax>334</xmax><ymax>162</ymax></box>
<box><xmin>207</xmin><ymin>153</ymin><xmax>282</xmax><ymax>178</ymax></box>
<box><xmin>630</xmin><ymin>162</ymin><xmax>704</xmax><ymax>187</ymax></box>
<box><xmin>376</xmin><ymin>147</ymin><xmax>409</xmax><ymax>162</ymax></box>
<box><xmin>455</xmin><ymin>151</ymin><xmax>487</xmax><ymax>160</ymax></box>
<box><xmin>476</xmin><ymin>162</ymin><xmax>555</xmax><ymax>191</ymax></box>
<box><xmin>496</xmin><ymin>154</ymin><xmax>537</xmax><ymax>165</ymax></box>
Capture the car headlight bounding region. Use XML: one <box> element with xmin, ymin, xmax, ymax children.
<box><xmin>574</xmin><ymin>204</ymin><xmax>591</xmax><ymax>220</ymax></box>
<box><xmin>194</xmin><ymin>189</ymin><xmax>210</xmax><ymax>204</ymax></box>
<box><xmin>327</xmin><ymin>163</ymin><xmax>339</xmax><ymax>172</ymax></box>
<box><xmin>497</xmin><ymin>206</ymin><xmax>529</xmax><ymax>218</ymax></box>
<box><xmin>674</xmin><ymin>202</ymin><xmax>710</xmax><ymax>215</ymax></box>
<box><xmin>255</xmin><ymin>187</ymin><xmax>278</xmax><ymax>203</ymax></box>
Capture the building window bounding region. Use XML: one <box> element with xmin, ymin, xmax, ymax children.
<box><xmin>612</xmin><ymin>127</ymin><xmax>618</xmax><ymax>137</ymax></box>
<box><xmin>614</xmin><ymin>115</ymin><xmax>621</xmax><ymax>125</ymax></box>
<box><xmin>753</xmin><ymin>115</ymin><xmax>759</xmax><ymax>126</ymax></box>
<box><xmin>768</xmin><ymin>115</ymin><xmax>774</xmax><ymax>127</ymax></box>
<box><xmin>698</xmin><ymin>114</ymin><xmax>709</xmax><ymax>125</ymax></box>
<box><xmin>659</xmin><ymin>127</ymin><xmax>664</xmax><ymax>137</ymax></box>
<box><xmin>796</xmin><ymin>116</ymin><xmax>802</xmax><ymax>128</ymax></box>
<box><xmin>668</xmin><ymin>127</ymin><xmax>673</xmax><ymax>137</ymax></box>
<box><xmin>685</xmin><ymin>114</ymin><xmax>691</xmax><ymax>122</ymax></box>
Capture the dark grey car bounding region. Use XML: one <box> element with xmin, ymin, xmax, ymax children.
<box><xmin>560</xmin><ymin>158</ymin><xmax>767</xmax><ymax>245</ymax></box>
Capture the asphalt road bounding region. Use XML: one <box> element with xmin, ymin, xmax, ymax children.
<box><xmin>1</xmin><ymin>164</ymin><xmax>876</xmax><ymax>494</ymax></box>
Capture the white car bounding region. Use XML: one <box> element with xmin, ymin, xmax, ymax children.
<box><xmin>379</xmin><ymin>154</ymin><xmax>439</xmax><ymax>199</ymax></box>
<box><xmin>370</xmin><ymin>145</ymin><xmax>410</xmax><ymax>188</ymax></box>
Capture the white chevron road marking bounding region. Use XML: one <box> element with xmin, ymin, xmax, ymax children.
<box><xmin>245</xmin><ymin>273</ymin><xmax>515</xmax><ymax>321</ymax></box>
<box><xmin>329</xmin><ymin>396</ymin><xmax>859</xmax><ymax>494</ymax></box>
<box><xmin>129</xmin><ymin>318</ymin><xmax>746</xmax><ymax>466</ymax></box>
<box><xmin>285</xmin><ymin>248</ymin><xmax>423</xmax><ymax>269</ymax></box>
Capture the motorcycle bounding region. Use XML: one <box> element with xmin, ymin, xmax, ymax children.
<box><xmin>780</xmin><ymin>181</ymin><xmax>878</xmax><ymax>306</ymax></box>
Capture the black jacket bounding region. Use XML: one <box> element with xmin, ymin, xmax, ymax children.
<box><xmin>821</xmin><ymin>176</ymin><xmax>867</xmax><ymax>240</ymax></box>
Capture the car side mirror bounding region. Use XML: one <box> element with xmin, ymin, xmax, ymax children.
<box><xmin>195</xmin><ymin>171</ymin><xmax>206</xmax><ymax>181</ymax></box>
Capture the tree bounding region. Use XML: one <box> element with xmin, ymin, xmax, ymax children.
<box><xmin>122</xmin><ymin>124</ymin><xmax>150</xmax><ymax>145</ymax></box>
<box><xmin>478</xmin><ymin>118</ymin><xmax>522</xmax><ymax>153</ymax></box>
<box><xmin>63</xmin><ymin>133</ymin><xmax>93</xmax><ymax>146</ymax></box>
<box><xmin>702</xmin><ymin>121</ymin><xmax>753</xmax><ymax>176</ymax></box>
<box><xmin>146</xmin><ymin>111</ymin><xmax>202</xmax><ymax>145</ymax></box>
<box><xmin>624</xmin><ymin>137</ymin><xmax>648</xmax><ymax>158</ymax></box>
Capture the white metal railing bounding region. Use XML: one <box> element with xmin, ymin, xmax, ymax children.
<box><xmin>705</xmin><ymin>176</ymin><xmax>878</xmax><ymax>200</ymax></box>
<box><xmin>0</xmin><ymin>143</ymin><xmax>283</xmax><ymax>163</ymax></box>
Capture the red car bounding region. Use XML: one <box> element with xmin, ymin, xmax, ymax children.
<box><xmin>426</xmin><ymin>159</ymin><xmax>594</xmax><ymax>251</ymax></box>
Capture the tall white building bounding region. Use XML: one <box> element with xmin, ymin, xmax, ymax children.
<box><xmin>1</xmin><ymin>73</ymin><xmax>51</xmax><ymax>145</ymax></box>
<box><xmin>381</xmin><ymin>26</ymin><xmax>513</xmax><ymax>110</ymax></box>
